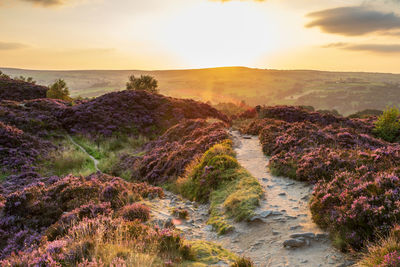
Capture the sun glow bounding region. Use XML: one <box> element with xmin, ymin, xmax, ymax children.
<box><xmin>160</xmin><ymin>1</ymin><xmax>285</xmax><ymax>68</ymax></box>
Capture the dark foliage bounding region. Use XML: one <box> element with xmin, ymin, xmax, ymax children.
<box><xmin>61</xmin><ymin>90</ymin><xmax>230</xmax><ymax>137</ymax></box>
<box><xmin>130</xmin><ymin>119</ymin><xmax>229</xmax><ymax>184</ymax></box>
<box><xmin>0</xmin><ymin>76</ymin><xmax>48</xmax><ymax>101</ymax></box>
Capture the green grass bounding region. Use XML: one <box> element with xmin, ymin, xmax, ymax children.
<box><xmin>0</xmin><ymin>172</ymin><xmax>10</xmax><ymax>183</ymax></box>
<box><xmin>71</xmin><ymin>134</ymin><xmax>149</xmax><ymax>179</ymax></box>
<box><xmin>39</xmin><ymin>140</ymin><xmax>96</xmax><ymax>177</ymax></box>
<box><xmin>175</xmin><ymin>140</ymin><xmax>263</xmax><ymax>234</ymax></box>
<box><xmin>185</xmin><ymin>240</ymin><xmax>239</xmax><ymax>266</ymax></box>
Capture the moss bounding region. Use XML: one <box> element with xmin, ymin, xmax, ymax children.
<box><xmin>176</xmin><ymin>140</ymin><xmax>263</xmax><ymax>234</ymax></box>
<box><xmin>187</xmin><ymin>240</ymin><xmax>238</xmax><ymax>265</ymax></box>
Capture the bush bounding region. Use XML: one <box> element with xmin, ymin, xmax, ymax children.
<box><xmin>120</xmin><ymin>203</ymin><xmax>150</xmax><ymax>222</ymax></box>
<box><xmin>47</xmin><ymin>79</ymin><xmax>71</xmax><ymax>101</ymax></box>
<box><xmin>126</xmin><ymin>75</ymin><xmax>159</xmax><ymax>93</ymax></box>
<box><xmin>359</xmin><ymin>225</ymin><xmax>400</xmax><ymax>266</ymax></box>
<box><xmin>373</xmin><ymin>106</ymin><xmax>400</xmax><ymax>142</ymax></box>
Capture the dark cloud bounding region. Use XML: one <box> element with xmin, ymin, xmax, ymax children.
<box><xmin>322</xmin><ymin>42</ymin><xmax>400</xmax><ymax>53</ymax></box>
<box><xmin>306</xmin><ymin>6</ymin><xmax>400</xmax><ymax>36</ymax></box>
<box><xmin>19</xmin><ymin>0</ymin><xmax>65</xmax><ymax>7</ymax></box>
<box><xmin>0</xmin><ymin>42</ymin><xmax>28</xmax><ymax>50</ymax></box>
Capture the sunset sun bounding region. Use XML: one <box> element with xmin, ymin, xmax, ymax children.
<box><xmin>160</xmin><ymin>1</ymin><xmax>285</xmax><ymax>68</ymax></box>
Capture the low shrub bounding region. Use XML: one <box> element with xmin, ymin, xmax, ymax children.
<box><xmin>373</xmin><ymin>106</ymin><xmax>400</xmax><ymax>142</ymax></box>
<box><xmin>176</xmin><ymin>140</ymin><xmax>263</xmax><ymax>234</ymax></box>
<box><xmin>120</xmin><ymin>203</ymin><xmax>150</xmax><ymax>222</ymax></box>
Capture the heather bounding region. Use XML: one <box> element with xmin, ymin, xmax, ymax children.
<box><xmin>175</xmin><ymin>140</ymin><xmax>263</xmax><ymax>234</ymax></box>
<box><xmin>240</xmin><ymin>105</ymin><xmax>400</xmax><ymax>251</ymax></box>
<box><xmin>0</xmin><ymin>76</ymin><xmax>48</xmax><ymax>101</ymax></box>
<box><xmin>0</xmin><ymin>172</ymin><xmax>163</xmax><ymax>259</ymax></box>
<box><xmin>130</xmin><ymin>119</ymin><xmax>230</xmax><ymax>184</ymax></box>
<box><xmin>0</xmin><ymin>121</ymin><xmax>54</xmax><ymax>175</ymax></box>
<box><xmin>61</xmin><ymin>90</ymin><xmax>229</xmax><ymax>138</ymax></box>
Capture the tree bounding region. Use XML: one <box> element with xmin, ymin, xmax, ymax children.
<box><xmin>14</xmin><ymin>75</ymin><xmax>36</xmax><ymax>84</ymax></box>
<box><xmin>0</xmin><ymin>71</ymin><xmax>10</xmax><ymax>79</ymax></box>
<box><xmin>47</xmin><ymin>79</ymin><xmax>71</xmax><ymax>101</ymax></box>
<box><xmin>373</xmin><ymin>106</ymin><xmax>400</xmax><ymax>142</ymax></box>
<box><xmin>126</xmin><ymin>75</ymin><xmax>158</xmax><ymax>93</ymax></box>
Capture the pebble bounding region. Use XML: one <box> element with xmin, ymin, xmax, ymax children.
<box><xmin>279</xmin><ymin>192</ymin><xmax>286</xmax><ymax>196</ymax></box>
<box><xmin>283</xmin><ymin>238</ymin><xmax>307</xmax><ymax>248</ymax></box>
<box><xmin>290</xmin><ymin>232</ymin><xmax>315</xmax><ymax>239</ymax></box>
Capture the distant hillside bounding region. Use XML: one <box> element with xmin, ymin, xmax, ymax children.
<box><xmin>2</xmin><ymin>66</ymin><xmax>400</xmax><ymax>115</ymax></box>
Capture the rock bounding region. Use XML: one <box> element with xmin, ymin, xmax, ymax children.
<box><xmin>283</xmin><ymin>238</ymin><xmax>307</xmax><ymax>248</ymax></box>
<box><xmin>267</xmin><ymin>185</ymin><xmax>274</xmax><ymax>188</ymax></box>
<box><xmin>243</xmin><ymin>136</ymin><xmax>252</xmax><ymax>139</ymax></box>
<box><xmin>286</xmin><ymin>182</ymin><xmax>295</xmax><ymax>186</ymax></box>
<box><xmin>272</xmin><ymin>211</ymin><xmax>282</xmax><ymax>215</ymax></box>
<box><xmin>259</xmin><ymin>210</ymin><xmax>272</xmax><ymax>218</ymax></box>
<box><xmin>262</xmin><ymin>177</ymin><xmax>269</xmax><ymax>181</ymax></box>
<box><xmin>290</xmin><ymin>232</ymin><xmax>315</xmax><ymax>239</ymax></box>
<box><xmin>290</xmin><ymin>225</ymin><xmax>302</xmax><ymax>230</ymax></box>
<box><xmin>278</xmin><ymin>192</ymin><xmax>286</xmax><ymax>196</ymax></box>
<box><xmin>286</xmin><ymin>215</ymin><xmax>297</xmax><ymax>220</ymax></box>
<box><xmin>272</xmin><ymin>231</ymin><xmax>280</xmax><ymax>235</ymax></box>
<box><xmin>204</xmin><ymin>225</ymin><xmax>213</xmax><ymax>231</ymax></box>
<box><xmin>316</xmin><ymin>233</ymin><xmax>329</xmax><ymax>240</ymax></box>
<box><xmin>249</xmin><ymin>216</ymin><xmax>265</xmax><ymax>223</ymax></box>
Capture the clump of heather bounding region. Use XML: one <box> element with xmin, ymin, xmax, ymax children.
<box><xmin>129</xmin><ymin>119</ymin><xmax>230</xmax><ymax>184</ymax></box>
<box><xmin>0</xmin><ymin>173</ymin><xmax>163</xmax><ymax>259</ymax></box>
<box><xmin>120</xmin><ymin>203</ymin><xmax>150</xmax><ymax>222</ymax></box>
<box><xmin>0</xmin><ymin>122</ymin><xmax>54</xmax><ymax>175</ymax></box>
<box><xmin>0</xmin><ymin>76</ymin><xmax>48</xmax><ymax>101</ymax></box>
<box><xmin>0</xmin><ymin>98</ymin><xmax>67</xmax><ymax>136</ymax></box>
<box><xmin>239</xmin><ymin>106</ymin><xmax>400</xmax><ymax>251</ymax></box>
<box><xmin>61</xmin><ymin>90</ymin><xmax>229</xmax><ymax>138</ymax></box>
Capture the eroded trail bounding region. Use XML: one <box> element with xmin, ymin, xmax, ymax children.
<box><xmin>148</xmin><ymin>131</ymin><xmax>353</xmax><ymax>267</ymax></box>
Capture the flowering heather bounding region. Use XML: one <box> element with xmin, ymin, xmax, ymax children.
<box><xmin>131</xmin><ymin>119</ymin><xmax>230</xmax><ymax>184</ymax></box>
<box><xmin>0</xmin><ymin>98</ymin><xmax>67</xmax><ymax>136</ymax></box>
<box><xmin>0</xmin><ymin>173</ymin><xmax>163</xmax><ymax>259</ymax></box>
<box><xmin>0</xmin><ymin>76</ymin><xmax>48</xmax><ymax>101</ymax></box>
<box><xmin>0</xmin><ymin>121</ymin><xmax>54</xmax><ymax>175</ymax></box>
<box><xmin>61</xmin><ymin>90</ymin><xmax>230</xmax><ymax>137</ymax></box>
<box><xmin>240</xmin><ymin>106</ymin><xmax>400</xmax><ymax>250</ymax></box>
<box><xmin>257</xmin><ymin>105</ymin><xmax>374</xmax><ymax>133</ymax></box>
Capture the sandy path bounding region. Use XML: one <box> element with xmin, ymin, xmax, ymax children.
<box><xmin>148</xmin><ymin>131</ymin><xmax>354</xmax><ymax>267</ymax></box>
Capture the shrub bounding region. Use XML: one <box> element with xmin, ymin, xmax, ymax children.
<box><xmin>172</xmin><ymin>207</ymin><xmax>189</xmax><ymax>219</ymax></box>
<box><xmin>359</xmin><ymin>225</ymin><xmax>400</xmax><ymax>267</ymax></box>
<box><xmin>47</xmin><ymin>79</ymin><xmax>71</xmax><ymax>101</ymax></box>
<box><xmin>373</xmin><ymin>106</ymin><xmax>400</xmax><ymax>142</ymax></box>
<box><xmin>231</xmin><ymin>256</ymin><xmax>254</xmax><ymax>267</ymax></box>
<box><xmin>120</xmin><ymin>203</ymin><xmax>150</xmax><ymax>222</ymax></box>
<box><xmin>126</xmin><ymin>74</ymin><xmax>159</xmax><ymax>93</ymax></box>
<box><xmin>176</xmin><ymin>140</ymin><xmax>263</xmax><ymax>234</ymax></box>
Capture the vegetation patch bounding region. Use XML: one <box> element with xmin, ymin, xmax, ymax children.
<box><xmin>176</xmin><ymin>140</ymin><xmax>263</xmax><ymax>234</ymax></box>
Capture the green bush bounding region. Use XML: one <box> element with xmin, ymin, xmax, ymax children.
<box><xmin>373</xmin><ymin>106</ymin><xmax>400</xmax><ymax>142</ymax></box>
<box><xmin>126</xmin><ymin>75</ymin><xmax>158</xmax><ymax>93</ymax></box>
<box><xmin>47</xmin><ymin>79</ymin><xmax>71</xmax><ymax>101</ymax></box>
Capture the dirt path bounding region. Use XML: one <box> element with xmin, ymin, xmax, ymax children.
<box><xmin>147</xmin><ymin>131</ymin><xmax>354</xmax><ymax>266</ymax></box>
<box><xmin>67</xmin><ymin>134</ymin><xmax>100</xmax><ymax>172</ymax></box>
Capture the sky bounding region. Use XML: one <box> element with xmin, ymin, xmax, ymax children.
<box><xmin>1</xmin><ymin>0</ymin><xmax>400</xmax><ymax>72</ymax></box>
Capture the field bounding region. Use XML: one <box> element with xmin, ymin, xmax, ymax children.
<box><xmin>2</xmin><ymin>67</ymin><xmax>400</xmax><ymax>116</ymax></box>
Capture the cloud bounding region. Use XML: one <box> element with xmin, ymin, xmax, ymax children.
<box><xmin>306</xmin><ymin>6</ymin><xmax>400</xmax><ymax>36</ymax></box>
<box><xmin>19</xmin><ymin>0</ymin><xmax>65</xmax><ymax>6</ymax></box>
<box><xmin>322</xmin><ymin>42</ymin><xmax>400</xmax><ymax>53</ymax></box>
<box><xmin>0</xmin><ymin>42</ymin><xmax>28</xmax><ymax>50</ymax></box>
